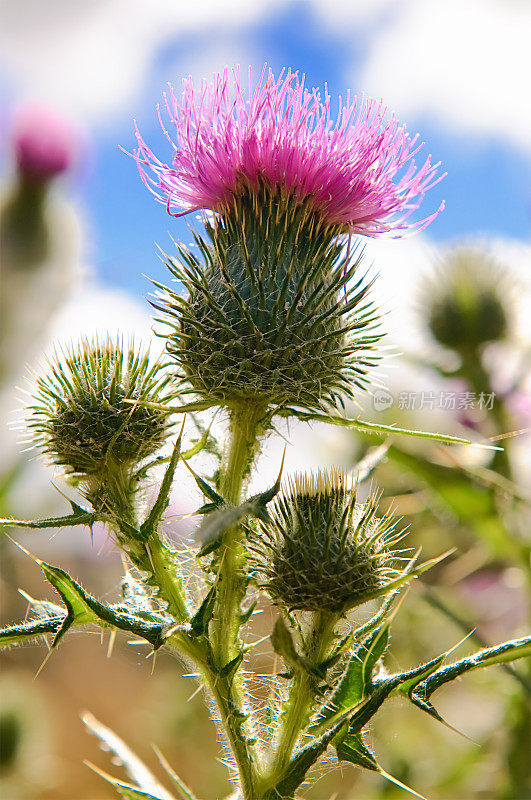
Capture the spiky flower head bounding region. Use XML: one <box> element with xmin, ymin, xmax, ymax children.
<box><xmin>27</xmin><ymin>338</ymin><xmax>172</xmax><ymax>478</ymax></box>
<box><xmin>155</xmin><ymin>196</ymin><xmax>381</xmax><ymax>412</ymax></box>
<box><xmin>249</xmin><ymin>471</ymin><xmax>407</xmax><ymax>613</ymax></box>
<box><xmin>423</xmin><ymin>247</ymin><xmax>511</xmax><ymax>352</ymax></box>
<box><xmin>134</xmin><ymin>66</ymin><xmax>444</xmax><ymax>237</ymax></box>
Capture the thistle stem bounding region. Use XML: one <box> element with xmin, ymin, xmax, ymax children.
<box><xmin>205</xmin><ymin>402</ymin><xmax>268</xmax><ymax>798</ymax></box>
<box><xmin>211</xmin><ymin>402</ymin><xmax>267</xmax><ymax>665</ymax></box>
<box><xmin>267</xmin><ymin>609</ymin><xmax>339</xmax><ymax>784</ymax></box>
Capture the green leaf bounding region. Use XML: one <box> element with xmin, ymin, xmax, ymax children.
<box><xmin>189</xmin><ymin>584</ymin><xmax>216</xmax><ymax>637</ymax></box>
<box><xmin>195</xmin><ymin>470</ymin><xmax>282</xmax><ymax>555</ymax></box>
<box><xmin>335</xmin><ymin>731</ymin><xmax>379</xmax><ymax>771</ymax></box>
<box><xmin>140</xmin><ymin>428</ymin><xmax>183</xmax><ymax>539</ymax></box>
<box><xmin>281</xmin><ymin>410</ymin><xmax>499</xmax><ymax>448</ymax></box>
<box><xmin>271</xmin><ymin>616</ymin><xmax>303</xmax><ymax>674</ymax></box>
<box><xmin>83</xmin><ymin>713</ymin><xmax>175</xmax><ymax>800</ymax></box>
<box><xmin>8</xmin><ymin>542</ymin><xmax>166</xmax><ymax>650</ymax></box>
<box><xmin>311</xmin><ymin>622</ymin><xmax>390</xmax><ymax>732</ymax></box>
<box><xmin>414</xmin><ymin>636</ymin><xmax>531</xmax><ymax>702</ymax></box>
<box><xmin>334</xmin><ymin>731</ymin><xmax>428</xmax><ymax>799</ymax></box>
<box><xmin>0</xmin><ymin>510</ymin><xmax>97</xmax><ymax>531</ymax></box>
<box><xmin>265</xmin><ymin>719</ymin><xmax>346</xmax><ymax>799</ymax></box>
<box><xmin>0</xmin><ymin>616</ymin><xmax>65</xmax><ymax>647</ymax></box>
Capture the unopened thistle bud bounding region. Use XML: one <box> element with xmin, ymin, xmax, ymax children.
<box><xmin>156</xmin><ymin>191</ymin><xmax>381</xmax><ymax>411</ymax></box>
<box><xmin>26</xmin><ymin>339</ymin><xmax>173</xmax><ymax>513</ymax></box>
<box><xmin>423</xmin><ymin>247</ymin><xmax>510</xmax><ymax>352</ymax></box>
<box><xmin>249</xmin><ymin>471</ymin><xmax>407</xmax><ymax>613</ymax></box>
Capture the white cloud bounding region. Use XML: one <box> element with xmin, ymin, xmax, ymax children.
<box><xmin>0</xmin><ymin>0</ymin><xmax>285</xmax><ymax>125</ymax></box>
<box><xmin>352</xmin><ymin>0</ymin><xmax>531</xmax><ymax>156</ymax></box>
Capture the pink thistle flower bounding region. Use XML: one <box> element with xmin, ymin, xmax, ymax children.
<box><xmin>133</xmin><ymin>66</ymin><xmax>445</xmax><ymax>236</ymax></box>
<box><xmin>11</xmin><ymin>104</ymin><xmax>76</xmax><ymax>181</ymax></box>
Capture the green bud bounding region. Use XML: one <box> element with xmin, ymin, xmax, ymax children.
<box><xmin>26</xmin><ymin>338</ymin><xmax>173</xmax><ymax>503</ymax></box>
<box><xmin>423</xmin><ymin>247</ymin><xmax>511</xmax><ymax>352</ymax></box>
<box><xmin>249</xmin><ymin>471</ymin><xmax>407</xmax><ymax>613</ymax></box>
<box><xmin>155</xmin><ymin>187</ymin><xmax>381</xmax><ymax>413</ymax></box>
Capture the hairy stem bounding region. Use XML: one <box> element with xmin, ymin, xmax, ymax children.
<box><xmin>211</xmin><ymin>401</ymin><xmax>268</xmax><ymax>665</ymax></box>
<box><xmin>267</xmin><ymin>610</ymin><xmax>339</xmax><ymax>785</ymax></box>
<box><xmin>205</xmin><ymin>401</ymin><xmax>268</xmax><ymax>797</ymax></box>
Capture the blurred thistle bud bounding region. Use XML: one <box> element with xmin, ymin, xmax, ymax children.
<box><xmin>248</xmin><ymin>471</ymin><xmax>407</xmax><ymax>613</ymax></box>
<box><xmin>155</xmin><ymin>192</ymin><xmax>381</xmax><ymax>412</ymax></box>
<box><xmin>26</xmin><ymin>338</ymin><xmax>173</xmax><ymax>514</ymax></box>
<box><xmin>11</xmin><ymin>104</ymin><xmax>76</xmax><ymax>182</ymax></box>
<box><xmin>422</xmin><ymin>247</ymin><xmax>511</xmax><ymax>352</ymax></box>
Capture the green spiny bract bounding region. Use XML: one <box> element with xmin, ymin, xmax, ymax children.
<box><xmin>423</xmin><ymin>247</ymin><xmax>511</xmax><ymax>352</ymax></box>
<box><xmin>154</xmin><ymin>186</ymin><xmax>381</xmax><ymax>413</ymax></box>
<box><xmin>249</xmin><ymin>471</ymin><xmax>407</xmax><ymax>613</ymax></box>
<box><xmin>26</xmin><ymin>338</ymin><xmax>173</xmax><ymax>511</ymax></box>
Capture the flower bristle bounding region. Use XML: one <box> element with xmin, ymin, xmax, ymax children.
<box><xmin>134</xmin><ymin>65</ymin><xmax>444</xmax><ymax>237</ymax></box>
<box><xmin>249</xmin><ymin>470</ymin><xmax>407</xmax><ymax>613</ymax></box>
<box><xmin>27</xmin><ymin>337</ymin><xmax>173</xmax><ymax>476</ymax></box>
<box><xmin>153</xmin><ymin>186</ymin><xmax>382</xmax><ymax>412</ymax></box>
<box><xmin>423</xmin><ymin>247</ymin><xmax>511</xmax><ymax>351</ymax></box>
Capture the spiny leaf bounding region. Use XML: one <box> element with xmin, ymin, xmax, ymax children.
<box><xmin>311</xmin><ymin>622</ymin><xmax>391</xmax><ymax>732</ymax></box>
<box><xmin>140</xmin><ymin>425</ymin><xmax>183</xmax><ymax>539</ymax></box>
<box><xmin>343</xmin><ymin>548</ymin><xmax>455</xmax><ymax>611</ymax></box>
<box><xmin>413</xmin><ymin>635</ymin><xmax>531</xmax><ymax>702</ymax></box>
<box><xmin>0</xmin><ymin>510</ymin><xmax>97</xmax><ymax>531</ymax></box>
<box><xmin>184</xmin><ymin>461</ymin><xmax>225</xmax><ymax>506</ymax></box>
<box><xmin>83</xmin><ymin>713</ymin><xmax>175</xmax><ymax>800</ymax></box>
<box><xmin>195</xmin><ymin>468</ymin><xmax>282</xmax><ymax>554</ymax></box>
<box><xmin>9</xmin><ymin>542</ymin><xmax>166</xmax><ymax>649</ymax></box>
<box><xmin>266</xmin><ymin>718</ymin><xmax>346</xmax><ymax>799</ymax></box>
<box><xmin>334</xmin><ymin>726</ymin><xmax>430</xmax><ymax>798</ymax></box>
<box><xmin>0</xmin><ymin>616</ymin><xmax>65</xmax><ymax>647</ymax></box>
<box><xmin>189</xmin><ymin>584</ymin><xmax>216</xmax><ymax>637</ymax></box>
<box><xmin>271</xmin><ymin>616</ymin><xmax>303</xmax><ymax>674</ymax></box>
<box><xmin>334</xmin><ymin>731</ymin><xmax>379</xmax><ymax>771</ymax></box>
<box><xmin>282</xmin><ymin>410</ymin><xmax>501</xmax><ymax>449</ymax></box>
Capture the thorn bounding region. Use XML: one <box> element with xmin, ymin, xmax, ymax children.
<box><xmin>34</xmin><ymin>647</ymin><xmax>54</xmax><ymax>679</ymax></box>
<box><xmin>106</xmin><ymin>630</ymin><xmax>116</xmax><ymax>659</ymax></box>
<box><xmin>4</xmin><ymin>534</ymin><xmax>42</xmax><ymax>564</ymax></box>
<box><xmin>144</xmin><ymin>542</ymin><xmax>156</xmax><ymax>574</ymax></box>
<box><xmin>488</xmin><ymin>426</ymin><xmax>530</xmax><ymax>443</ymax></box>
<box><xmin>379</xmin><ymin>768</ymin><xmax>428</xmax><ymax>800</ymax></box>
<box><xmin>186</xmin><ymin>683</ymin><xmax>204</xmax><ymax>703</ymax></box>
<box><xmin>444</xmin><ymin>629</ymin><xmax>477</xmax><ymax>659</ymax></box>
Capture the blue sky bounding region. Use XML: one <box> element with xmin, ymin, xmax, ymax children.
<box><xmin>1</xmin><ymin>0</ymin><xmax>530</xmax><ymax>298</ymax></box>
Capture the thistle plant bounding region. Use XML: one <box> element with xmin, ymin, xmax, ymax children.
<box><xmin>1</xmin><ymin>66</ymin><xmax>529</xmax><ymax>800</ymax></box>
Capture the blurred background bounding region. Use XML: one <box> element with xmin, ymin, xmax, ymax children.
<box><xmin>0</xmin><ymin>1</ymin><xmax>530</xmax><ymax>798</ymax></box>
